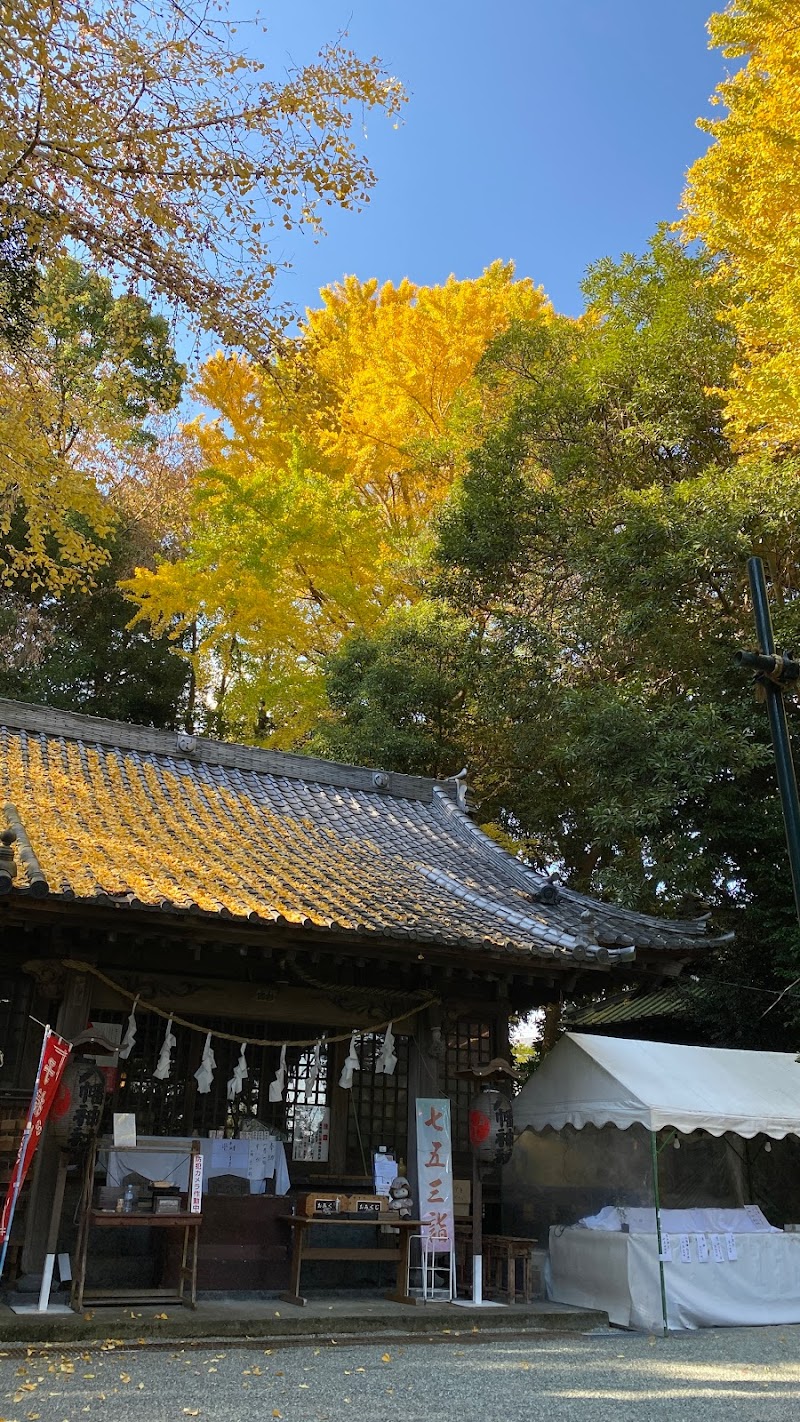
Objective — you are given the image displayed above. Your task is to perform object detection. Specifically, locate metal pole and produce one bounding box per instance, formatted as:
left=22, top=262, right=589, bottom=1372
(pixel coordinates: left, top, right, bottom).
left=650, top=1130, right=669, bottom=1337
left=746, top=557, right=800, bottom=925
left=472, top=1154, right=483, bottom=1305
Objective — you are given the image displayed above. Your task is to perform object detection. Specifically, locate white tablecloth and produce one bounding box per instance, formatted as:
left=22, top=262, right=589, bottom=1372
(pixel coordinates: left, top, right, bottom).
left=105, top=1136, right=291, bottom=1196
left=548, top=1226, right=800, bottom=1330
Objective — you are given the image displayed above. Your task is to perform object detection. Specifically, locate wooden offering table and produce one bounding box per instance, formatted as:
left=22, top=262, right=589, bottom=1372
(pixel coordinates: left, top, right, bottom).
left=279, top=1215, right=423, bottom=1307
left=71, top=1210, right=202, bottom=1311
left=71, top=1134, right=203, bottom=1311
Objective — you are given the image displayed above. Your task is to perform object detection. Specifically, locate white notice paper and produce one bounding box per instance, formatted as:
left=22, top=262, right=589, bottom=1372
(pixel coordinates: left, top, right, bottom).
left=210, top=1138, right=249, bottom=1172
left=711, top=1233, right=725, bottom=1262
left=725, top=1232, right=738, bottom=1260
left=658, top=1234, right=672, bottom=1262
left=247, top=1138, right=277, bottom=1182
left=292, top=1105, right=330, bottom=1162
left=679, top=1233, right=692, bottom=1263
left=189, top=1153, right=203, bottom=1213
left=113, top=1113, right=137, bottom=1148
left=373, top=1152, right=397, bottom=1197
left=696, top=1233, right=710, bottom=1262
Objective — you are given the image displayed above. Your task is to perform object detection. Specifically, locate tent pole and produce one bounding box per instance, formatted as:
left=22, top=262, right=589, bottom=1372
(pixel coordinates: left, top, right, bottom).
left=650, top=1130, right=669, bottom=1336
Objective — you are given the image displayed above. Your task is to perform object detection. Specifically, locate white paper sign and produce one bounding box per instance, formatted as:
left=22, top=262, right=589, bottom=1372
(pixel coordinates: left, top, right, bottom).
left=415, top=1098, right=454, bottom=1251
left=679, top=1233, right=692, bottom=1262
left=247, top=1138, right=277, bottom=1182
left=189, top=1152, right=203, bottom=1213
left=373, top=1152, right=397, bottom=1197
left=658, top=1233, right=672, bottom=1262
left=695, top=1232, right=709, bottom=1262
left=292, top=1105, right=330, bottom=1162
left=725, top=1232, right=738, bottom=1260
left=210, top=1138, right=249, bottom=1172
left=711, top=1233, right=725, bottom=1262
left=112, top=1113, right=137, bottom=1148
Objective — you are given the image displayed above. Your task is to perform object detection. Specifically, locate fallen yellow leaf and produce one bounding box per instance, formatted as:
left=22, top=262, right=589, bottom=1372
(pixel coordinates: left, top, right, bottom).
left=119, top=1373, right=131, bottom=1383
left=381, top=1353, right=391, bottom=1363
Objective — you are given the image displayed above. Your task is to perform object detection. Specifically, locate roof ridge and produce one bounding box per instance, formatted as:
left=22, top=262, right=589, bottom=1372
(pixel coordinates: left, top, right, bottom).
left=0, top=698, right=453, bottom=804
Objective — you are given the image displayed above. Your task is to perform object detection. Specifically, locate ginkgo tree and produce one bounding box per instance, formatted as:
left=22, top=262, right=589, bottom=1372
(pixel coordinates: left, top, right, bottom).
left=684, top=0, right=800, bottom=451
left=1, top=0, right=404, bottom=352
left=125, top=264, right=550, bottom=741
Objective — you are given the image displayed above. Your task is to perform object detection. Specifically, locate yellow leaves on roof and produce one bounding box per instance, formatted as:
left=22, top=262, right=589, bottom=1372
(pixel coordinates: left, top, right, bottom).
left=0, top=733, right=396, bottom=926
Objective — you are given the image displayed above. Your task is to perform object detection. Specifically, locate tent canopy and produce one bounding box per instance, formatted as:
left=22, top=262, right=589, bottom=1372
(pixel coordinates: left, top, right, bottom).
left=515, top=1033, right=800, bottom=1139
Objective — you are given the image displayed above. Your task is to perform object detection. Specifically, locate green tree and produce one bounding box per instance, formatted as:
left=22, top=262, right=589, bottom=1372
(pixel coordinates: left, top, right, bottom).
left=0, top=252, right=185, bottom=590
left=313, top=231, right=800, bottom=1046
left=0, top=516, right=189, bottom=726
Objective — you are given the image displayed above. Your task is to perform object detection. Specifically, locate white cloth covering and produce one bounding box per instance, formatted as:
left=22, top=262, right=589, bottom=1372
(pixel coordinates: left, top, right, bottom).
left=578, top=1205, right=779, bottom=1234
left=548, top=1226, right=800, bottom=1331
left=515, top=1032, right=800, bottom=1138
left=106, top=1135, right=291, bottom=1196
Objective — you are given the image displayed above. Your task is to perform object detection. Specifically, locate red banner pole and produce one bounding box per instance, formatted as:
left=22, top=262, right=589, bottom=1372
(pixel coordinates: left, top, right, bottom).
left=0, top=1026, right=71, bottom=1280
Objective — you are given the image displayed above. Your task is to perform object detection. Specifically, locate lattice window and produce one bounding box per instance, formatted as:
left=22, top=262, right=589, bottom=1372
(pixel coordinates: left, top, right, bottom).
left=282, top=1044, right=329, bottom=1139
left=101, top=1011, right=329, bottom=1142
left=444, top=1018, right=494, bottom=1154
left=345, top=1031, right=409, bottom=1175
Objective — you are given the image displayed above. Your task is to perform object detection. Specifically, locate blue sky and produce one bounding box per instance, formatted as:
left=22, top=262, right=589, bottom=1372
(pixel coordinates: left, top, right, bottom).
left=257, top=0, right=727, bottom=320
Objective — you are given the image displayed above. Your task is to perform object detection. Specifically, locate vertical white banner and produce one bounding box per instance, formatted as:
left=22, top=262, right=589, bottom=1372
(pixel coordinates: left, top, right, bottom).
left=415, top=1098, right=454, bottom=1251
left=189, top=1152, right=204, bottom=1213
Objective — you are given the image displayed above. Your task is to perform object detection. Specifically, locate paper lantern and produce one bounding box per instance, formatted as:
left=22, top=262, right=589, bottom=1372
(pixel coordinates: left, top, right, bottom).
left=50, top=1059, right=106, bottom=1155
left=468, top=1085, right=514, bottom=1166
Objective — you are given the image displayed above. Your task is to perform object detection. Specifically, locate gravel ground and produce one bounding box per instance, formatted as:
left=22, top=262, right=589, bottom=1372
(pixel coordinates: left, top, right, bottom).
left=3, top=1326, right=800, bottom=1422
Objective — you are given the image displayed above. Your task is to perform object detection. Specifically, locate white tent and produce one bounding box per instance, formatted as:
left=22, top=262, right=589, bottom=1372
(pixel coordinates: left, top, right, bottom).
left=514, top=1033, right=800, bottom=1330
left=515, top=1032, right=800, bottom=1139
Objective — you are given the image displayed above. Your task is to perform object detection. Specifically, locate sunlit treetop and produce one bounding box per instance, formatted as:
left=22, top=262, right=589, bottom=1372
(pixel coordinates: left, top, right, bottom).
left=683, top=0, right=800, bottom=451
left=0, top=0, right=404, bottom=351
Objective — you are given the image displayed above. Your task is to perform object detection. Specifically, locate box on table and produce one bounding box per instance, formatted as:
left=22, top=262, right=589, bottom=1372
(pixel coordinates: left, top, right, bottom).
left=299, top=1192, right=349, bottom=1217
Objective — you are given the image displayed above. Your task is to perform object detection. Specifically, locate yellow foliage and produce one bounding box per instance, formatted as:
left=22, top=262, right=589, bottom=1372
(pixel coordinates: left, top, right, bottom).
left=125, top=265, right=550, bottom=741
left=1, top=0, right=404, bottom=349
left=684, top=0, right=800, bottom=451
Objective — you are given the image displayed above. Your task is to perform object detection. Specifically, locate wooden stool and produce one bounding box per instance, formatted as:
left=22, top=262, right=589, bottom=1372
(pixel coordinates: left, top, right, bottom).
left=483, top=1235, right=537, bottom=1303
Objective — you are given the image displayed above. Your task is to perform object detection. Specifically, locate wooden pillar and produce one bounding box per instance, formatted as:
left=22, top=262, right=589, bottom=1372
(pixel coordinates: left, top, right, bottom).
left=406, top=1008, right=442, bottom=1214
left=21, top=966, right=93, bottom=1279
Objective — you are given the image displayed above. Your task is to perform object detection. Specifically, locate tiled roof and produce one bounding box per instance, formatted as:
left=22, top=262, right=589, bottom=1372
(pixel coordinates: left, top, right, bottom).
left=568, top=985, right=701, bottom=1026
left=0, top=701, right=731, bottom=968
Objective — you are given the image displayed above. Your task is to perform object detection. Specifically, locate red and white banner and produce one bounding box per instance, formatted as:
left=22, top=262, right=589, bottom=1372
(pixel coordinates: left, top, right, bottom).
left=0, top=1028, right=71, bottom=1259
left=415, top=1097, right=455, bottom=1251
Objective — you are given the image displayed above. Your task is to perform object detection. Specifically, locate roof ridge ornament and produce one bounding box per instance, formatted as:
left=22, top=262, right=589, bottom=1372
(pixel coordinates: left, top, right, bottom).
left=445, top=767, right=469, bottom=811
